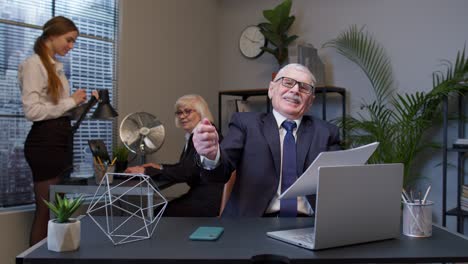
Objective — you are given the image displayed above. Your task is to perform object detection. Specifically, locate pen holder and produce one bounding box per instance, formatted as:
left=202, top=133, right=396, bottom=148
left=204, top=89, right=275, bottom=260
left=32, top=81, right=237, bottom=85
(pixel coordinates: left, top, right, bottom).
left=402, top=200, right=433, bottom=237
left=94, top=164, right=114, bottom=185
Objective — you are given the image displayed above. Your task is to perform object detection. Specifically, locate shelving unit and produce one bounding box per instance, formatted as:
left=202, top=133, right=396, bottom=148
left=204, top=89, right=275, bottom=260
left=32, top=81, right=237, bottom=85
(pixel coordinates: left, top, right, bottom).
left=442, top=93, right=468, bottom=233
left=218, top=86, right=346, bottom=138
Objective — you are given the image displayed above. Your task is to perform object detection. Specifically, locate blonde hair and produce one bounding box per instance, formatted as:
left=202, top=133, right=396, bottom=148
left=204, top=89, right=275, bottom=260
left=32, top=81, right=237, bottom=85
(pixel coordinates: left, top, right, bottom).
left=174, top=94, right=214, bottom=128
left=34, top=16, right=78, bottom=104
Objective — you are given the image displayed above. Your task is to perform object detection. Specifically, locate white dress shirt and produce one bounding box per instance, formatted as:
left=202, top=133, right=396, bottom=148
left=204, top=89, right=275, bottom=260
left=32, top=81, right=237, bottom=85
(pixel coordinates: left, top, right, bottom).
left=202, top=110, right=313, bottom=215
left=264, top=110, right=314, bottom=216
left=18, top=54, right=76, bottom=121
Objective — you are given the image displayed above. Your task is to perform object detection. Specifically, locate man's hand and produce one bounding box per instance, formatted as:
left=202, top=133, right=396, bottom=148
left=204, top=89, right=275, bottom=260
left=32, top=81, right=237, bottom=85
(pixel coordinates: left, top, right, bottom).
left=193, top=118, right=219, bottom=160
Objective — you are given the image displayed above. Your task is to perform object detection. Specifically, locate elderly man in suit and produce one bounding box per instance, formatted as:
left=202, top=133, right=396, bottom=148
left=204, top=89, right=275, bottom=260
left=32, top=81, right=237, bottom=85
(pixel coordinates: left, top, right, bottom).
left=193, top=63, right=341, bottom=217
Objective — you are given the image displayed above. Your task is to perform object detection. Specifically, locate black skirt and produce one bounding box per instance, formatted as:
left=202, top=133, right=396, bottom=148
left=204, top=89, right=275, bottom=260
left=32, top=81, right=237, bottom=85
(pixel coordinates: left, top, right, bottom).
left=24, top=117, right=73, bottom=182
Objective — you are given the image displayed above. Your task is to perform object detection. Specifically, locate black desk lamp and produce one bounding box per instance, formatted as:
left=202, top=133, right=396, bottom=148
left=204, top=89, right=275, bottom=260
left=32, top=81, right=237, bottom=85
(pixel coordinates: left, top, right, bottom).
left=72, top=89, right=118, bottom=133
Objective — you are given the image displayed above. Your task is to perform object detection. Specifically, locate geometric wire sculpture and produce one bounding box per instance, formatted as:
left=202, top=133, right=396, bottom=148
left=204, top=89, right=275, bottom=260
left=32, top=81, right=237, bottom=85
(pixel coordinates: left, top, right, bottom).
left=86, top=173, right=167, bottom=245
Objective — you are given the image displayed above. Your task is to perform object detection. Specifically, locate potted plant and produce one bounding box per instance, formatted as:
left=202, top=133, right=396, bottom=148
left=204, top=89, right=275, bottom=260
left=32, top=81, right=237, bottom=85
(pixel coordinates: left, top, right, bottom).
left=113, top=144, right=130, bottom=173
left=258, top=0, right=298, bottom=69
left=43, top=194, right=83, bottom=252
left=323, top=25, right=468, bottom=188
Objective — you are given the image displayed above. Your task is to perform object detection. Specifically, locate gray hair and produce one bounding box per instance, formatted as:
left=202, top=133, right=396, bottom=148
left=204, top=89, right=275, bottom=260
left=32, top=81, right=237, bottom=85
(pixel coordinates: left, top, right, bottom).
left=174, top=94, right=214, bottom=128
left=275, top=63, right=316, bottom=85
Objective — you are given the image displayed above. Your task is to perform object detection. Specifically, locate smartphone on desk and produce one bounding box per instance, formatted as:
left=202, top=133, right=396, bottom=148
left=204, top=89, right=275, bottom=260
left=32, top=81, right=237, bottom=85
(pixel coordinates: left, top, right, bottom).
left=189, top=226, right=224, bottom=241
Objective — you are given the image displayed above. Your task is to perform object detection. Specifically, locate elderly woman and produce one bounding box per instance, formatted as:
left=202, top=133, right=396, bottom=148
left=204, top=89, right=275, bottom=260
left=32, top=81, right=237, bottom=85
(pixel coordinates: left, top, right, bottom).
left=126, top=94, right=223, bottom=216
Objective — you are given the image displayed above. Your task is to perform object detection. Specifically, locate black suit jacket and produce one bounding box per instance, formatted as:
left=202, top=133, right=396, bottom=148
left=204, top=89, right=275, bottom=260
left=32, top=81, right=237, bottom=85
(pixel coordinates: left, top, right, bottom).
left=202, top=112, right=341, bottom=217
left=146, top=134, right=223, bottom=217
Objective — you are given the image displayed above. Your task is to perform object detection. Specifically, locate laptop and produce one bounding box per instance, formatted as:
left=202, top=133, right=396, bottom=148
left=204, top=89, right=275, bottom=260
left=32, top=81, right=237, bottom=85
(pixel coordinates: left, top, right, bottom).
left=267, top=163, right=403, bottom=250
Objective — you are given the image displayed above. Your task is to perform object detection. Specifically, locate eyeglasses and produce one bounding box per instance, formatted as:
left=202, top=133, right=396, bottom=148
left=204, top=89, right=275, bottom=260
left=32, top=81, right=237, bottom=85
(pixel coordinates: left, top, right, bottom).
left=275, top=77, right=315, bottom=94
left=175, top=109, right=195, bottom=117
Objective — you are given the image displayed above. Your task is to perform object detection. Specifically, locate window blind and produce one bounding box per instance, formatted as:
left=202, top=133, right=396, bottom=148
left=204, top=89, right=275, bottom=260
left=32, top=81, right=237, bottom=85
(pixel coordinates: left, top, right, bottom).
left=0, top=0, right=119, bottom=207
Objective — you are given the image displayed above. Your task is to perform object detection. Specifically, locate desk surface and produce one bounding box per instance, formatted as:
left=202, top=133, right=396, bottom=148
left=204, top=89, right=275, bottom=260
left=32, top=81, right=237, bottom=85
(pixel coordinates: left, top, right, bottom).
left=17, top=217, right=468, bottom=264
left=50, top=177, right=172, bottom=197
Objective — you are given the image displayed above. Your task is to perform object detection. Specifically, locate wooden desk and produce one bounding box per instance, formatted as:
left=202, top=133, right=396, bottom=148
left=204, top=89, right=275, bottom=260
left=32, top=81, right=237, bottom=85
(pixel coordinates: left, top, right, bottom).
left=17, top=217, right=468, bottom=264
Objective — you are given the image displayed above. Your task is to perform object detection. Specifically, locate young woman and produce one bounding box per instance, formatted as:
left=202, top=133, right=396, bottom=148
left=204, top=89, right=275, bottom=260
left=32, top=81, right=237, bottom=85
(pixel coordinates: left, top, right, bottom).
left=126, top=94, right=224, bottom=217
left=19, top=16, right=97, bottom=245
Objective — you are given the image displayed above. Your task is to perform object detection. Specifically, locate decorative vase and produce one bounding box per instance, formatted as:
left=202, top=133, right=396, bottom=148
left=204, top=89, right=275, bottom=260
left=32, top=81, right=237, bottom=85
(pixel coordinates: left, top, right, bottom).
left=47, top=218, right=81, bottom=252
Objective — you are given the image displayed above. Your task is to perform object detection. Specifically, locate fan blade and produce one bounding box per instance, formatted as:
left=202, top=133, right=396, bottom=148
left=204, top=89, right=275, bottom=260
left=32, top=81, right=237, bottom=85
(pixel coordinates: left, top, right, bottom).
left=144, top=126, right=165, bottom=152
left=119, top=112, right=165, bottom=155
left=130, top=135, right=146, bottom=155
left=120, top=114, right=143, bottom=147
left=121, top=130, right=140, bottom=147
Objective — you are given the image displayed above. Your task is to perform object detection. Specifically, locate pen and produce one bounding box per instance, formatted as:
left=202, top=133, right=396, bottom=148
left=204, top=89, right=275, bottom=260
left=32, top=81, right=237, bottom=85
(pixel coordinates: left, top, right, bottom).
left=96, top=156, right=105, bottom=170
left=401, top=193, right=425, bottom=233
left=402, top=188, right=411, bottom=203
left=401, top=193, right=408, bottom=203
left=422, top=185, right=432, bottom=205
left=110, top=157, right=117, bottom=166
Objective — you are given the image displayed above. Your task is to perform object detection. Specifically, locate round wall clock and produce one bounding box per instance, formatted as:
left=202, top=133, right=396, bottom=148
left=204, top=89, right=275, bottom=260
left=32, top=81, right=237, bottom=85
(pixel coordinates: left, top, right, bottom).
left=239, top=25, right=267, bottom=59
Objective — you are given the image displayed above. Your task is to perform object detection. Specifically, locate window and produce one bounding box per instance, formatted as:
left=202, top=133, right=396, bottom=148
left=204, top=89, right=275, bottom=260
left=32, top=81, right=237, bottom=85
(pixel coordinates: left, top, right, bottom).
left=0, top=0, right=119, bottom=207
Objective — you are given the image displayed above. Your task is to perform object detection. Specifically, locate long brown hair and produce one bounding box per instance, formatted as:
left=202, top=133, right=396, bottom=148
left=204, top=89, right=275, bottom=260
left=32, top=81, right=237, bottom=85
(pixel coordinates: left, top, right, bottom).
left=34, top=16, right=78, bottom=104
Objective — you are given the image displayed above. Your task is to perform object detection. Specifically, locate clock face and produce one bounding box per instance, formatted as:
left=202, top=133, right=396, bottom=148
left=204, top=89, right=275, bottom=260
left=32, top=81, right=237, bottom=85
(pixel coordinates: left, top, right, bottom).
left=239, top=25, right=266, bottom=59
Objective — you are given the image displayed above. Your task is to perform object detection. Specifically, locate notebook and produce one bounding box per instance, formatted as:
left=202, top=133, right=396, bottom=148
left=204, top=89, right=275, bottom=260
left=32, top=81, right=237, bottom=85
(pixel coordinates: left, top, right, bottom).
left=279, top=142, right=379, bottom=199
left=267, top=163, right=403, bottom=250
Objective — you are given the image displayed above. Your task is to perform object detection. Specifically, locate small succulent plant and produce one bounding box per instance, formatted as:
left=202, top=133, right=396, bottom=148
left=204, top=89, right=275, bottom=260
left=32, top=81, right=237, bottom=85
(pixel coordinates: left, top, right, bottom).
left=43, top=194, right=84, bottom=223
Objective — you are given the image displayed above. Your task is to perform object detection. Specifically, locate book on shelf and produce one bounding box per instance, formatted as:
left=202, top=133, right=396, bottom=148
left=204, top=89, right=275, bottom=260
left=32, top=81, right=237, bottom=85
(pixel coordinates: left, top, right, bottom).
left=453, top=138, right=468, bottom=148
left=461, top=196, right=468, bottom=212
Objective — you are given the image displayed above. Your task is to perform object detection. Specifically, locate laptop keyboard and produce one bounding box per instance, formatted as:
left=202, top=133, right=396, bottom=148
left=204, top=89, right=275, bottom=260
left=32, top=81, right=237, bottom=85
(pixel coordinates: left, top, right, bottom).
left=292, top=233, right=316, bottom=243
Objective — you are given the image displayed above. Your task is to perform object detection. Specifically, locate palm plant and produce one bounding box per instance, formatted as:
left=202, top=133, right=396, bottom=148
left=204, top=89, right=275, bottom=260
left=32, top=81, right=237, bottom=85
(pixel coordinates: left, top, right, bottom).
left=323, top=25, right=468, bottom=187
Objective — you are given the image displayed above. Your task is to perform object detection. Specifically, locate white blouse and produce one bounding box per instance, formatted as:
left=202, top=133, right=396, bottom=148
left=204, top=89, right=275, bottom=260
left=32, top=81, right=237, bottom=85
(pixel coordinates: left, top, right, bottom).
left=18, top=54, right=76, bottom=121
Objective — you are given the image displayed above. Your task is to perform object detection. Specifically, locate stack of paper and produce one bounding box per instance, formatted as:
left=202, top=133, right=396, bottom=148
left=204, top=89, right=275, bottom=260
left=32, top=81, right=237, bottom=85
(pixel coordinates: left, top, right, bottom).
left=279, top=142, right=379, bottom=199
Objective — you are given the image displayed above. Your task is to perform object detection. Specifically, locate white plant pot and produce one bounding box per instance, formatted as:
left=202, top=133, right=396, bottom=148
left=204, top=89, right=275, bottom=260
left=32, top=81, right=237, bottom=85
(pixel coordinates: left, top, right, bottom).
left=47, top=218, right=81, bottom=252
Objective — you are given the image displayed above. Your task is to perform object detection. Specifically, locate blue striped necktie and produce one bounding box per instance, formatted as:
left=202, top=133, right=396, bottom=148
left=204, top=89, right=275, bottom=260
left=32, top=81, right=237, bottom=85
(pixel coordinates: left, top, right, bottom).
left=280, top=120, right=297, bottom=217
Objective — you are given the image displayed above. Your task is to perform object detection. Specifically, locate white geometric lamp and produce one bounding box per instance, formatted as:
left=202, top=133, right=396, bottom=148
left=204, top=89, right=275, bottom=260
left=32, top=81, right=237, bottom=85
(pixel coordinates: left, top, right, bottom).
left=86, top=173, right=167, bottom=245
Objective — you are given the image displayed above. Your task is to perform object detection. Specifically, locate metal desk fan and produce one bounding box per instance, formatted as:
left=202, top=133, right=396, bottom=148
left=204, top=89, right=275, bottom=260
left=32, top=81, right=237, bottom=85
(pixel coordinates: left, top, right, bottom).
left=119, top=112, right=165, bottom=164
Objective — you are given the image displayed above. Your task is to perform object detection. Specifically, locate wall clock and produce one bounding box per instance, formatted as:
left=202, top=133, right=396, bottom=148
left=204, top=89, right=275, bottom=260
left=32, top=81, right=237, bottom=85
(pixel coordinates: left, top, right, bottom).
left=239, top=25, right=267, bottom=59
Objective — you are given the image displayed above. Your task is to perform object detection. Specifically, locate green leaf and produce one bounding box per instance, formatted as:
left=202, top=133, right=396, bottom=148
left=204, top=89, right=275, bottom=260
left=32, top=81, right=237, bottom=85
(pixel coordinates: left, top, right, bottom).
left=277, top=0, right=292, bottom=22
left=278, top=16, right=295, bottom=33
left=260, top=47, right=276, bottom=55
left=263, top=10, right=276, bottom=24
left=261, top=31, right=282, bottom=46
left=325, top=25, right=468, bottom=187
left=43, top=194, right=84, bottom=223
left=259, top=0, right=296, bottom=67
left=284, top=35, right=299, bottom=46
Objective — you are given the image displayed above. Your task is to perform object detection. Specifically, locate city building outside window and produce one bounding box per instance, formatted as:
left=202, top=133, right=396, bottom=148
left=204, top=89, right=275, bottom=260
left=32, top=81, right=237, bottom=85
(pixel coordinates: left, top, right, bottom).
left=0, top=0, right=119, bottom=207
